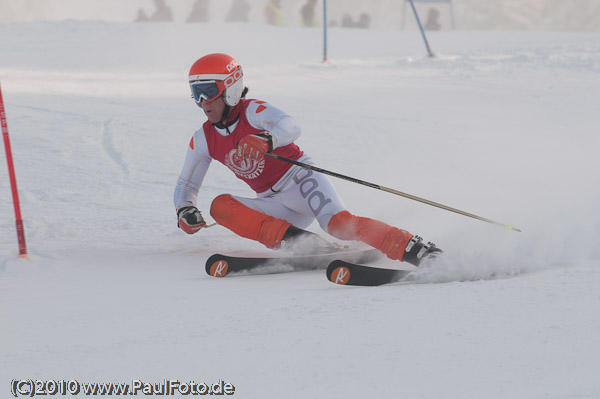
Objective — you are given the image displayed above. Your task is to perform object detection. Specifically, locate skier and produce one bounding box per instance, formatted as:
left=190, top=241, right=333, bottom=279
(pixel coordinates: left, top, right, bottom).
left=173, top=53, right=440, bottom=266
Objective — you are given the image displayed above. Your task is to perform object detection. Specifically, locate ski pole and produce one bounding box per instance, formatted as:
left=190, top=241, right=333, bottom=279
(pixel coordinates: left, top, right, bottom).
left=265, top=153, right=521, bottom=232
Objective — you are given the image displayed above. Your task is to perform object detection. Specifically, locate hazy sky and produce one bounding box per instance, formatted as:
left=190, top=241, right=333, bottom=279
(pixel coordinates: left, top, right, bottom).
left=1, top=0, right=599, bottom=31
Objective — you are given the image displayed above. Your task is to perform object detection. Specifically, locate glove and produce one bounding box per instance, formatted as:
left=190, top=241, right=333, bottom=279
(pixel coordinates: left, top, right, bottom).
left=177, top=202, right=206, bottom=234
left=236, top=133, right=273, bottom=162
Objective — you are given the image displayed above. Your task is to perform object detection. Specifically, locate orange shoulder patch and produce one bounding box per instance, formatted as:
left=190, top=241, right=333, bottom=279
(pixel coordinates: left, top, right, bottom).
left=189, top=136, right=194, bottom=150
left=254, top=101, right=267, bottom=114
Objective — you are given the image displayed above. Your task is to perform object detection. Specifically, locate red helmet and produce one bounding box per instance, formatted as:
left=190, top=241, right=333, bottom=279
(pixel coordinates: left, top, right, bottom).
left=188, top=53, right=244, bottom=107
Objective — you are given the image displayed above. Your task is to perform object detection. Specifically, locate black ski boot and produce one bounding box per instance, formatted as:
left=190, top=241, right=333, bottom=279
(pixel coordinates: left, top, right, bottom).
left=403, top=235, right=442, bottom=267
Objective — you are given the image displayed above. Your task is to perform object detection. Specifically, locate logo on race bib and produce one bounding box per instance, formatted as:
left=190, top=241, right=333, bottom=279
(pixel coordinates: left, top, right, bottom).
left=224, top=149, right=265, bottom=180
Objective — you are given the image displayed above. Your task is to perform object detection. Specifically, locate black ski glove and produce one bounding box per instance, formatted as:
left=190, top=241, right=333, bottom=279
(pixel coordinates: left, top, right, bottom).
left=177, top=202, right=206, bottom=234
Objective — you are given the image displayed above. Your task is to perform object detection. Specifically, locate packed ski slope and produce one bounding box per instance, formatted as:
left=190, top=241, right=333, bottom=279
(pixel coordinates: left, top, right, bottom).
left=1, top=20, right=600, bottom=399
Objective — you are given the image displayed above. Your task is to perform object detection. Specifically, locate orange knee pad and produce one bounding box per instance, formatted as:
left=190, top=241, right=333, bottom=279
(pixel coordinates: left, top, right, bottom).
left=327, top=210, right=413, bottom=261
left=210, top=194, right=291, bottom=249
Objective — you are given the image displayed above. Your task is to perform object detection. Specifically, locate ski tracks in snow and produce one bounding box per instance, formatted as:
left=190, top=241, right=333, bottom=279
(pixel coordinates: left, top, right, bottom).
left=99, top=118, right=131, bottom=196
left=100, top=118, right=130, bottom=184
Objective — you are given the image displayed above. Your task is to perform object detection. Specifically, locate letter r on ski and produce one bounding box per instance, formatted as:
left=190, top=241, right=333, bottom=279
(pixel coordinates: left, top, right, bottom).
left=335, top=269, right=348, bottom=284
left=209, top=260, right=229, bottom=277
left=214, top=261, right=226, bottom=276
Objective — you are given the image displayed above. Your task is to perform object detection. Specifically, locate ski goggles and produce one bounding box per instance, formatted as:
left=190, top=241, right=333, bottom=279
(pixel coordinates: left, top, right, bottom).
left=190, top=80, right=225, bottom=103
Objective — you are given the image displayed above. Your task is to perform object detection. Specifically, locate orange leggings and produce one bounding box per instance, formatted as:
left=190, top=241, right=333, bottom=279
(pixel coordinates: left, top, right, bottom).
left=211, top=194, right=412, bottom=260
left=210, top=194, right=291, bottom=249
left=327, top=211, right=413, bottom=261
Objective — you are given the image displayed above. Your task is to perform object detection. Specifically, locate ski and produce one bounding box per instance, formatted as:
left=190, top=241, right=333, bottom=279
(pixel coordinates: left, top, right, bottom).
left=326, top=260, right=412, bottom=286
left=206, top=248, right=382, bottom=278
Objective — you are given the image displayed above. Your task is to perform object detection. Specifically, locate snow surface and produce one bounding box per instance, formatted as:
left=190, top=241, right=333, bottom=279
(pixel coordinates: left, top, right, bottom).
left=1, top=20, right=600, bottom=399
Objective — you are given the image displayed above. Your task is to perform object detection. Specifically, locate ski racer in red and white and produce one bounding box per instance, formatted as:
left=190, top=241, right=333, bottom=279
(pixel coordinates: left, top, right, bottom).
left=174, top=53, right=440, bottom=265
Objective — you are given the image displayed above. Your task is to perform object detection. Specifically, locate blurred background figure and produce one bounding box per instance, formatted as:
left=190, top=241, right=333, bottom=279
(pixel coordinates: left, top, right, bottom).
left=135, top=0, right=173, bottom=22
left=356, top=12, right=371, bottom=28
left=424, top=8, right=441, bottom=30
left=226, top=0, right=251, bottom=22
left=135, top=8, right=150, bottom=22
left=186, top=0, right=210, bottom=23
left=341, top=12, right=371, bottom=29
left=341, top=13, right=354, bottom=27
left=300, top=0, right=318, bottom=27
left=265, top=0, right=286, bottom=26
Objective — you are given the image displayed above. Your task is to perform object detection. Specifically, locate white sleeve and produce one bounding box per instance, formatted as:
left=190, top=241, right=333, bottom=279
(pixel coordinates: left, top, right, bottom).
left=245, top=100, right=301, bottom=149
left=173, top=128, right=212, bottom=209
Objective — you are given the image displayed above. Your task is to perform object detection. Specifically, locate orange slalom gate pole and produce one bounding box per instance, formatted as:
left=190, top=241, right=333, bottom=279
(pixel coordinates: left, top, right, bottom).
left=0, top=82, right=28, bottom=258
